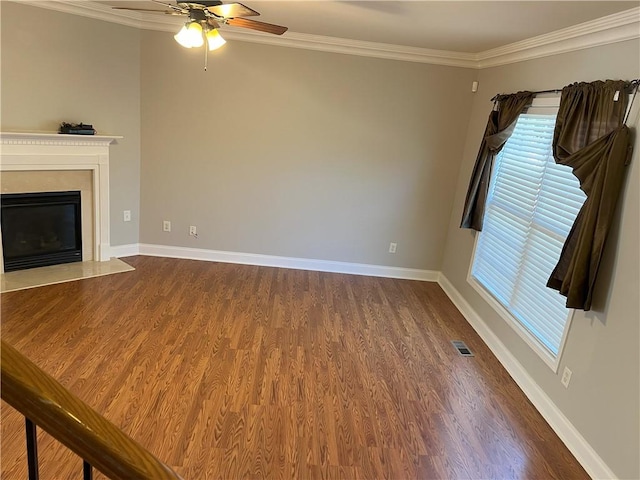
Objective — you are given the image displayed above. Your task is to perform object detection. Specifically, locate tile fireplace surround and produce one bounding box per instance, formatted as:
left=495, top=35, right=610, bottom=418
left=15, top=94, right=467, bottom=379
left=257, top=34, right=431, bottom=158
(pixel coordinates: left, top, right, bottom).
left=0, top=132, right=122, bottom=276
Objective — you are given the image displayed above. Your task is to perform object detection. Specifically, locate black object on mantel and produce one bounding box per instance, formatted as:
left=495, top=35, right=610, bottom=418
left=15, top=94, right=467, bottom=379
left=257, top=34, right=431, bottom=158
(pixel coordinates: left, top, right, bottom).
left=59, top=122, right=96, bottom=135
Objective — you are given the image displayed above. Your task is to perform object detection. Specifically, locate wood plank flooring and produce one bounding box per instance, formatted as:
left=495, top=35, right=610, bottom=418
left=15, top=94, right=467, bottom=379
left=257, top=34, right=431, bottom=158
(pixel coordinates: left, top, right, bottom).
left=1, top=256, right=589, bottom=479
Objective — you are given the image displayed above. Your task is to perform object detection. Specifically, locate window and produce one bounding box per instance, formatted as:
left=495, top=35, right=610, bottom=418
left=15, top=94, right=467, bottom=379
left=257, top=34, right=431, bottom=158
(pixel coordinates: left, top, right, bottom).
left=468, top=107, right=586, bottom=370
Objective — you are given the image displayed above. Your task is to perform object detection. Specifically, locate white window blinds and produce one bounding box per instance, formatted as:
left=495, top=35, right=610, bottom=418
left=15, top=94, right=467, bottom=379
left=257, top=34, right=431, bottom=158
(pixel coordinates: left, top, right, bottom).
left=470, top=114, right=586, bottom=360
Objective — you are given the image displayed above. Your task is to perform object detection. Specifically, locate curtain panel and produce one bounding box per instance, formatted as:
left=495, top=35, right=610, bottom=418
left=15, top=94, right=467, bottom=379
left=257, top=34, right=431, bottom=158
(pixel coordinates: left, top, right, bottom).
left=547, top=80, right=633, bottom=310
left=460, top=92, right=534, bottom=231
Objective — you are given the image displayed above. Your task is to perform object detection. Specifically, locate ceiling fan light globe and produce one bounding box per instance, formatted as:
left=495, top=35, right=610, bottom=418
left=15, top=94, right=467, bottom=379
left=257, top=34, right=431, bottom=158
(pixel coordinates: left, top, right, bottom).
left=206, top=29, right=226, bottom=51
left=174, top=25, right=194, bottom=48
left=186, top=22, right=204, bottom=48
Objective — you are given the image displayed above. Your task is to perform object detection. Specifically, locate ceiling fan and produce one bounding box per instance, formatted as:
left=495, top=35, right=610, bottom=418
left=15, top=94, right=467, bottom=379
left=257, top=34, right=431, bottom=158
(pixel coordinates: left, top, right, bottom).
left=113, top=1, right=287, bottom=54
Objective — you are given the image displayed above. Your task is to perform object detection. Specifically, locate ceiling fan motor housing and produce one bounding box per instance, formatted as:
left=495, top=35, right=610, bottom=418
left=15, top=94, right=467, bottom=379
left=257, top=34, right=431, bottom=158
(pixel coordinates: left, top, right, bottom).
left=189, top=9, right=207, bottom=21
left=178, top=1, right=223, bottom=7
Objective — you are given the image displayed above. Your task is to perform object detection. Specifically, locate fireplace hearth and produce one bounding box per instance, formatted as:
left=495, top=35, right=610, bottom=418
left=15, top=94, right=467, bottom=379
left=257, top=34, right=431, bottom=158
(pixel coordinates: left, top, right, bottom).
left=1, top=191, right=83, bottom=272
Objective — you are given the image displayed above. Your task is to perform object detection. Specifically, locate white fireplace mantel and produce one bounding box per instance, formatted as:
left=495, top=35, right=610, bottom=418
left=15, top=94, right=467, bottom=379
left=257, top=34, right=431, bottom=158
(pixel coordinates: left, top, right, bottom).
left=0, top=131, right=122, bottom=262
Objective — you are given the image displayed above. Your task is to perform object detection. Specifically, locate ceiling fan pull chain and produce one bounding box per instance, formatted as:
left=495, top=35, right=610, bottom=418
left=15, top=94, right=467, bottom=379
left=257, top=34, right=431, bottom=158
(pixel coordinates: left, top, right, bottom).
left=204, top=43, right=208, bottom=71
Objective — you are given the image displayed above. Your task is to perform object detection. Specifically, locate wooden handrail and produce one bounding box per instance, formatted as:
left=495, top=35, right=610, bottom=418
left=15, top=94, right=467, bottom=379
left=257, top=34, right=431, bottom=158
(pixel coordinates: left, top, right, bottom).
left=1, top=340, right=183, bottom=480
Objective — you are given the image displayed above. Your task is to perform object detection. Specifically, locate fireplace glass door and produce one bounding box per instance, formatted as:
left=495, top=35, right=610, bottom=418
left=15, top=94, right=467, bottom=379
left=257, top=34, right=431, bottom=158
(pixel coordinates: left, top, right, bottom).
left=1, top=191, right=82, bottom=272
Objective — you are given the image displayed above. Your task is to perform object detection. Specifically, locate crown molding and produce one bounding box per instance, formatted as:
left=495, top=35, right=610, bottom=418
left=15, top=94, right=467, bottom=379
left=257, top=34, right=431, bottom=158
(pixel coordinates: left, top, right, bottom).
left=476, top=6, right=640, bottom=68
left=17, top=0, right=148, bottom=29
left=15, top=1, right=640, bottom=69
left=15, top=0, right=477, bottom=67
left=222, top=30, right=478, bottom=68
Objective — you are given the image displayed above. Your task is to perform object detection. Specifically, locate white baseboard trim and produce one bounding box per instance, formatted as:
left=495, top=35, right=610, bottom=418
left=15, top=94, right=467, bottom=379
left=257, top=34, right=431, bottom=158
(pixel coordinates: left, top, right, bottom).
left=437, top=273, right=617, bottom=480
left=112, top=243, right=439, bottom=281
left=109, top=243, right=140, bottom=258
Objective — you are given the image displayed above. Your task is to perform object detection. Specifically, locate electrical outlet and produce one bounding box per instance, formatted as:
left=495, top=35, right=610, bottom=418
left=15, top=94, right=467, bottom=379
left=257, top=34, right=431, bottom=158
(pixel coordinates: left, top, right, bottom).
left=389, top=242, right=397, bottom=254
left=163, top=220, right=171, bottom=232
left=123, top=210, right=131, bottom=222
left=561, top=367, right=572, bottom=388
left=189, top=225, right=197, bottom=236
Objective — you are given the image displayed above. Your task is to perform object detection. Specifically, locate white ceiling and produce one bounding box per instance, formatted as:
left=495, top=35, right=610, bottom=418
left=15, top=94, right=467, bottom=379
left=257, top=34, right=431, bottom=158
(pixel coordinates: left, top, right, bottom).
left=96, top=1, right=639, bottom=53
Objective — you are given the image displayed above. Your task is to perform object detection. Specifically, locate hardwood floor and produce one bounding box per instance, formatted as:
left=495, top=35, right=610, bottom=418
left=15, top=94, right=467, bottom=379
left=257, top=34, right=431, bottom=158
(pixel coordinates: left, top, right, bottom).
left=1, top=256, right=589, bottom=479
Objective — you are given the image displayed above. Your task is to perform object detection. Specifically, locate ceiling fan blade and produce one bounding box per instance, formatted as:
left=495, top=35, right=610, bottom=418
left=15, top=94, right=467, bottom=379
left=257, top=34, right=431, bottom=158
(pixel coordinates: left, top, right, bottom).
left=112, top=7, right=179, bottom=14
left=207, top=18, right=221, bottom=29
left=225, top=17, right=287, bottom=35
left=207, top=3, right=259, bottom=19
left=151, top=0, right=186, bottom=13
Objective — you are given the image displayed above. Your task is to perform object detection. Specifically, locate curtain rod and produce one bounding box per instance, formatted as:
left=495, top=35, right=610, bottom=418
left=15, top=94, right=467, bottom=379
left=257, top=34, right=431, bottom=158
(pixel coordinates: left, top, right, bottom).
left=490, top=79, right=640, bottom=103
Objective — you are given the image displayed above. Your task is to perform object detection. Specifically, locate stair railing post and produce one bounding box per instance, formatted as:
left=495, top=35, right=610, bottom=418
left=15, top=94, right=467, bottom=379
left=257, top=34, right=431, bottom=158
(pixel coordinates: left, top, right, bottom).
left=83, top=460, right=93, bottom=480
left=25, top=417, right=39, bottom=480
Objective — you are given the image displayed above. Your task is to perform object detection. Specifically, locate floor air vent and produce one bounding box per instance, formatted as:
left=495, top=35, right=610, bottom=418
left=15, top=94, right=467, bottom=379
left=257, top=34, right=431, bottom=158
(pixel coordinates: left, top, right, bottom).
left=452, top=340, right=474, bottom=357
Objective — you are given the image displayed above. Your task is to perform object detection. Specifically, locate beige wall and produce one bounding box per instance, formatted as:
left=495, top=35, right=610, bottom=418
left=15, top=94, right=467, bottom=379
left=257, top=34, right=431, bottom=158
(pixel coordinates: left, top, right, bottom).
left=140, top=30, right=476, bottom=269
left=0, top=2, right=141, bottom=246
left=441, top=39, right=640, bottom=479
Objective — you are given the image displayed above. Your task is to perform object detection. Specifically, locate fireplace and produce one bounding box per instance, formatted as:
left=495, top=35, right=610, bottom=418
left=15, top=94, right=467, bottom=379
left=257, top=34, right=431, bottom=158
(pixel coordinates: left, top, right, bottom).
left=1, top=191, right=83, bottom=272
left=0, top=131, right=121, bottom=274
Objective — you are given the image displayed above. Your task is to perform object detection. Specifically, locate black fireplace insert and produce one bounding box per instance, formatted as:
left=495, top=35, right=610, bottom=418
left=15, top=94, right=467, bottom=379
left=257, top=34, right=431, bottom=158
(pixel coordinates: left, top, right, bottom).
left=1, top=191, right=83, bottom=272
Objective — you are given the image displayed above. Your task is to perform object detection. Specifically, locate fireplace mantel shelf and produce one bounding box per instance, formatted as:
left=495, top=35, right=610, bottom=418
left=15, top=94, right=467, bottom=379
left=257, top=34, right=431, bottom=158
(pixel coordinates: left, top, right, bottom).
left=1, top=131, right=123, bottom=146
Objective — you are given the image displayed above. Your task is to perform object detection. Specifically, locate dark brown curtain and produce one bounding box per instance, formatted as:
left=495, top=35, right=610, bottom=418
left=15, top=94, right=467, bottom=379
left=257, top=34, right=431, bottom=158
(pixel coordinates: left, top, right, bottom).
left=460, top=92, right=534, bottom=231
left=547, top=80, right=633, bottom=310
